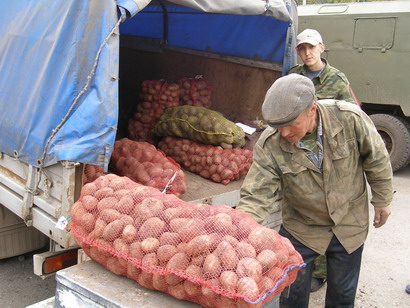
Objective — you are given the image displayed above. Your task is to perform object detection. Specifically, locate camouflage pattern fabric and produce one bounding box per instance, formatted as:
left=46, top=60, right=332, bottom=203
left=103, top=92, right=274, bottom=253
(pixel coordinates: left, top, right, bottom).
left=313, top=255, right=327, bottom=279
left=237, top=100, right=393, bottom=255
left=289, top=59, right=354, bottom=104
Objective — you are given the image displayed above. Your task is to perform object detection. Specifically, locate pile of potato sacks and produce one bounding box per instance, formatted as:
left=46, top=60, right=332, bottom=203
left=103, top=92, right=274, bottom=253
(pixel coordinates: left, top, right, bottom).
left=71, top=174, right=304, bottom=308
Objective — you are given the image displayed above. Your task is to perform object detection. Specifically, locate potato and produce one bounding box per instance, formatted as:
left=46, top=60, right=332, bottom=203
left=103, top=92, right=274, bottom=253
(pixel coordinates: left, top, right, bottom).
left=137, top=271, right=154, bottom=290
left=102, top=219, right=124, bottom=241
left=82, top=195, right=99, bottom=212
left=152, top=273, right=168, bottom=292
left=237, top=277, right=259, bottom=300
left=236, top=241, right=257, bottom=258
left=94, top=187, right=114, bottom=200
left=248, top=227, right=278, bottom=252
left=88, top=246, right=107, bottom=264
left=106, top=257, right=126, bottom=276
left=127, top=264, right=141, bottom=281
left=186, top=234, right=213, bottom=257
left=141, top=237, right=160, bottom=253
left=100, top=209, right=121, bottom=223
left=282, top=237, right=296, bottom=254
left=116, top=195, right=134, bottom=214
left=203, top=253, right=221, bottom=279
left=288, top=250, right=303, bottom=266
left=257, top=249, right=278, bottom=271
left=129, top=241, right=144, bottom=259
left=70, top=202, right=87, bottom=225
left=186, top=264, right=203, bottom=279
left=113, top=189, right=130, bottom=200
left=236, top=258, right=262, bottom=281
left=220, top=270, right=238, bottom=291
left=122, top=224, right=138, bottom=243
left=190, top=255, right=205, bottom=267
left=81, top=182, right=98, bottom=196
left=97, top=197, right=118, bottom=211
left=177, top=242, right=188, bottom=254
left=259, top=276, right=274, bottom=292
left=93, top=218, right=107, bottom=238
left=219, top=244, right=239, bottom=270
left=201, top=279, right=219, bottom=299
left=159, top=232, right=181, bottom=246
left=113, top=238, right=130, bottom=267
left=113, top=238, right=130, bottom=255
left=163, top=208, right=182, bottom=222
left=157, top=244, right=177, bottom=263
left=178, top=218, right=207, bottom=242
left=142, top=252, right=159, bottom=266
left=166, top=252, right=189, bottom=271
left=184, top=280, right=201, bottom=297
left=169, top=218, right=190, bottom=232
left=80, top=212, right=96, bottom=232
left=266, top=266, right=283, bottom=282
left=275, top=249, right=290, bottom=268
left=206, top=213, right=233, bottom=233
left=120, top=214, right=134, bottom=226
left=222, top=235, right=239, bottom=248
left=138, top=217, right=165, bottom=239
left=168, top=284, right=186, bottom=300
left=165, top=273, right=183, bottom=286
left=137, top=197, right=164, bottom=220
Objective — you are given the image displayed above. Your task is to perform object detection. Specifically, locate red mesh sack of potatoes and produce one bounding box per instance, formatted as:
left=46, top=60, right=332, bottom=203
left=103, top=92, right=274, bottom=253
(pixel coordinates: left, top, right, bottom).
left=83, top=164, right=105, bottom=185
left=178, top=76, right=212, bottom=108
left=70, top=174, right=305, bottom=308
left=158, top=137, right=253, bottom=185
left=109, top=138, right=186, bottom=197
left=128, top=80, right=180, bottom=143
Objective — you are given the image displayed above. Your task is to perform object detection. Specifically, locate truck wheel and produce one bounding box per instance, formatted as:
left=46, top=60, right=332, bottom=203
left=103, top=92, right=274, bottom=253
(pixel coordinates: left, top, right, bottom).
left=369, top=114, right=410, bottom=172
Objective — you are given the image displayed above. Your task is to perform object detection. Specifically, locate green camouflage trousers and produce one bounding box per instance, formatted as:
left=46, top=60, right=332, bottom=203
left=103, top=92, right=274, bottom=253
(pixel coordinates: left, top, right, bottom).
left=312, top=255, right=327, bottom=279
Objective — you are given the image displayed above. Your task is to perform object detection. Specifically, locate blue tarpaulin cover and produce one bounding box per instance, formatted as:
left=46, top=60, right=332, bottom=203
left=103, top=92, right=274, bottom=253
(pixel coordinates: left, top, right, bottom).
left=0, top=0, right=294, bottom=169
left=0, top=0, right=120, bottom=169
left=120, top=5, right=290, bottom=64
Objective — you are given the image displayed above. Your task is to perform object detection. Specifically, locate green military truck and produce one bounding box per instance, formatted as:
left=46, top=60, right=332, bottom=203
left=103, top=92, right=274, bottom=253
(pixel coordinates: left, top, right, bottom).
left=297, top=1, right=410, bottom=172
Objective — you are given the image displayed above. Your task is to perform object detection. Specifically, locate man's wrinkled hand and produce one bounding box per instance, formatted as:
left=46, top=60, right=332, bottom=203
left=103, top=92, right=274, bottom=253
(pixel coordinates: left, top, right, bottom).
left=373, top=205, right=391, bottom=228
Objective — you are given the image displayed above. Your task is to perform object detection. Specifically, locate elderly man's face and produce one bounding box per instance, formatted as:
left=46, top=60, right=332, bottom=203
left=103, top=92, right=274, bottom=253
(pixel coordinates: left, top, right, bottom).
left=277, top=103, right=317, bottom=143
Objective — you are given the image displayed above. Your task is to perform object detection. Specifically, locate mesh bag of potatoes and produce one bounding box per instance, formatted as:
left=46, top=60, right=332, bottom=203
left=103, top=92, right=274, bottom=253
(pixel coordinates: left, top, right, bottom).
left=178, top=76, right=212, bottom=108
left=83, top=164, right=105, bottom=185
left=153, top=105, right=246, bottom=149
left=70, top=174, right=304, bottom=308
left=128, top=80, right=180, bottom=143
left=109, top=138, right=186, bottom=197
left=158, top=136, right=253, bottom=185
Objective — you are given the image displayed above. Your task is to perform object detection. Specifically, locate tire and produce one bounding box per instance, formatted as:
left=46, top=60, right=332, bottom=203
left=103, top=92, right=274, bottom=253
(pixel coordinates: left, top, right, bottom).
left=369, top=114, right=410, bottom=172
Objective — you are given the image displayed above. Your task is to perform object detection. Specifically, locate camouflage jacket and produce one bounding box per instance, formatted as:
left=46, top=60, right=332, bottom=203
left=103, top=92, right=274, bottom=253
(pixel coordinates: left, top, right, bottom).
left=289, top=59, right=355, bottom=104
left=237, top=100, right=393, bottom=254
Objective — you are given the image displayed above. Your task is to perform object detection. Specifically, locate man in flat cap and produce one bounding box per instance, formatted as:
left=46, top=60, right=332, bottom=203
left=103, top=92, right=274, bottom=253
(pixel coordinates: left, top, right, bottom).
left=290, top=29, right=357, bottom=105
left=237, top=74, right=393, bottom=307
left=291, top=28, right=359, bottom=292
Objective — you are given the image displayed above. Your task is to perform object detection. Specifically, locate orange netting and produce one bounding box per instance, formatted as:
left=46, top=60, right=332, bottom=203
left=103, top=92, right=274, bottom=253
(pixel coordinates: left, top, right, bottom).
left=70, top=174, right=304, bottom=307
left=158, top=137, right=253, bottom=185
left=109, top=138, right=186, bottom=197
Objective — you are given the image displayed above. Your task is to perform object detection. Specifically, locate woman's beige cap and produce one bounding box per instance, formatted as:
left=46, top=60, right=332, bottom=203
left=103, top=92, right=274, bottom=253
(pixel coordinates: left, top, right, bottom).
left=296, top=29, right=323, bottom=46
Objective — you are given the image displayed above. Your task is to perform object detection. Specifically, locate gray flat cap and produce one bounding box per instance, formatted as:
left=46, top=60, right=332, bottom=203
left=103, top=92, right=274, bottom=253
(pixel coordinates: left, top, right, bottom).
left=262, top=74, right=316, bottom=127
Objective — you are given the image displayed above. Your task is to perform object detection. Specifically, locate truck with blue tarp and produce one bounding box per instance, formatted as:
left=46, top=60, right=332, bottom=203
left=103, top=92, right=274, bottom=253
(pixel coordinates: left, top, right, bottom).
left=0, top=2, right=297, bottom=304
